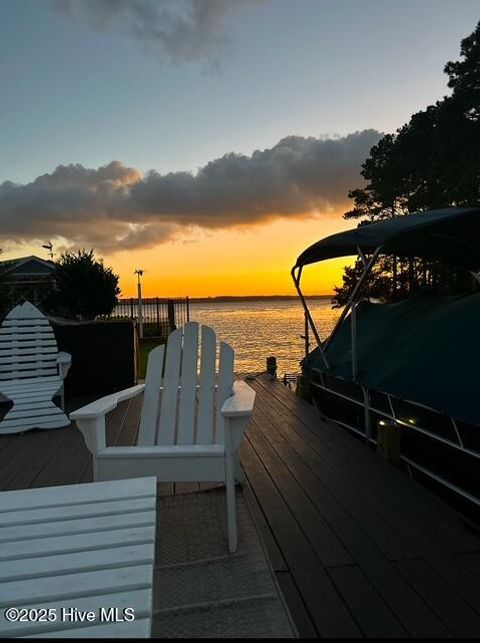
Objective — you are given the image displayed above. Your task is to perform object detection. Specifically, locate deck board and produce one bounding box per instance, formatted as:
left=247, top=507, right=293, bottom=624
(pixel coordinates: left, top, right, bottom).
left=241, top=438, right=363, bottom=638
left=243, top=480, right=288, bottom=573
left=245, top=402, right=451, bottom=637
left=327, top=565, right=407, bottom=638
left=252, top=393, right=415, bottom=561
left=2, top=376, right=480, bottom=637
left=394, top=558, right=480, bottom=638
left=247, top=423, right=353, bottom=567
left=254, top=377, right=480, bottom=552
left=274, top=571, right=317, bottom=639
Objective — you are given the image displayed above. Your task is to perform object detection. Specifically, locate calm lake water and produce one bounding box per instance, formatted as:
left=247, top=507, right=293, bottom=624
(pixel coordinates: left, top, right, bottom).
left=189, top=298, right=339, bottom=376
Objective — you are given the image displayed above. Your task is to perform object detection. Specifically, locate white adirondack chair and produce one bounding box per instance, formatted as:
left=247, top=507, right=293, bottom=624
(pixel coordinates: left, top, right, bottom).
left=0, top=301, right=71, bottom=434
left=70, top=321, right=255, bottom=553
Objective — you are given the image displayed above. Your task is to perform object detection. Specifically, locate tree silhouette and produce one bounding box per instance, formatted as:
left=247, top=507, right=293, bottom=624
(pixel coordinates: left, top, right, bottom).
left=47, top=249, right=120, bottom=320
left=332, top=21, right=480, bottom=306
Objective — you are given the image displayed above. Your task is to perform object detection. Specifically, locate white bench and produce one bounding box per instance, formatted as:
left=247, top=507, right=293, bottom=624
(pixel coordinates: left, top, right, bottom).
left=0, top=477, right=157, bottom=638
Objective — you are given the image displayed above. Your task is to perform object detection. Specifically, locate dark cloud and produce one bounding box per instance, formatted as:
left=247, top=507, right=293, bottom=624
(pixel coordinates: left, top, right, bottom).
left=131, top=131, right=382, bottom=223
left=0, top=130, right=382, bottom=253
left=53, top=0, right=262, bottom=65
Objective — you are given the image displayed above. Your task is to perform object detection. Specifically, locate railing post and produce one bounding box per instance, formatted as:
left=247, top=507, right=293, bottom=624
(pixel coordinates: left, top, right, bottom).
left=377, top=419, right=401, bottom=466
left=167, top=300, right=175, bottom=332
left=363, top=388, right=372, bottom=445
left=137, top=291, right=143, bottom=340
left=156, top=297, right=160, bottom=337
left=351, top=301, right=358, bottom=381
left=266, top=356, right=277, bottom=380
left=186, top=296, right=190, bottom=322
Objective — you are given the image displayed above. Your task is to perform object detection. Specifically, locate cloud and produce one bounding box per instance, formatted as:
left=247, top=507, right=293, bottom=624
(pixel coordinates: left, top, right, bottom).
left=0, top=130, right=382, bottom=253
left=53, top=0, right=262, bottom=66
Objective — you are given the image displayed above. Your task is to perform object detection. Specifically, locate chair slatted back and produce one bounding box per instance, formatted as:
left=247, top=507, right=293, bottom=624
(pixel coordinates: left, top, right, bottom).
left=136, top=344, right=164, bottom=446
left=176, top=322, right=199, bottom=445
left=216, top=341, right=234, bottom=445
left=0, top=302, right=59, bottom=383
left=157, top=327, right=182, bottom=445
left=196, top=326, right=216, bottom=445
left=137, top=322, right=234, bottom=447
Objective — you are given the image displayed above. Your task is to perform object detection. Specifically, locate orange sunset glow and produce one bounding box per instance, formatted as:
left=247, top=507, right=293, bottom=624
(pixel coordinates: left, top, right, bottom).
left=104, top=211, right=355, bottom=298
left=1, top=206, right=355, bottom=299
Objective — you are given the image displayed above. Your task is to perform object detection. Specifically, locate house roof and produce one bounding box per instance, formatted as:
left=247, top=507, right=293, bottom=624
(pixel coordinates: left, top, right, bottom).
left=1, top=256, right=56, bottom=274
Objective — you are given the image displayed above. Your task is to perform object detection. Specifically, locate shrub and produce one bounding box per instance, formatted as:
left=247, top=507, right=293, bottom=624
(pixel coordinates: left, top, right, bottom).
left=47, top=249, right=120, bottom=320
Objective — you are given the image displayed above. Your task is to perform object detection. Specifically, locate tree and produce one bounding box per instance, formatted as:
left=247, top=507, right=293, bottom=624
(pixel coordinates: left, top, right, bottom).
left=333, top=21, right=480, bottom=306
left=444, top=20, right=480, bottom=123
left=47, top=249, right=120, bottom=320
left=439, top=21, right=480, bottom=206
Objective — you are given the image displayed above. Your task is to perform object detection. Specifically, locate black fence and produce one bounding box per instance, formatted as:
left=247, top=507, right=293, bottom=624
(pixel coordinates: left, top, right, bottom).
left=109, top=297, right=190, bottom=339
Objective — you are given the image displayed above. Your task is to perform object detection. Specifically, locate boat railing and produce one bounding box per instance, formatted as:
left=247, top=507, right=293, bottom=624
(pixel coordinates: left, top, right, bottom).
left=310, top=377, right=480, bottom=508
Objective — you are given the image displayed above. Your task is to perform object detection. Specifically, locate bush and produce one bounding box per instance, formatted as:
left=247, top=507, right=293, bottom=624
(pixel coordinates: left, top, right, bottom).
left=46, top=249, right=120, bottom=320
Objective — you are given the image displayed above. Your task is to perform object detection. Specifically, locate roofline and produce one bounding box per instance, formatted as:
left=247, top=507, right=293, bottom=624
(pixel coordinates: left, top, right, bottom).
left=0, top=256, right=56, bottom=273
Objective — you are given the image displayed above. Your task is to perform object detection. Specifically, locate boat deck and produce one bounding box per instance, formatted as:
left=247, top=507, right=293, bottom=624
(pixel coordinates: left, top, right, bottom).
left=3, top=375, right=480, bottom=638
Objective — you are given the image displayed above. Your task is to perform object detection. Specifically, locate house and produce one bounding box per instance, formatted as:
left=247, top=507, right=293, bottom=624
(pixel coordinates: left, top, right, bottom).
left=0, top=255, right=56, bottom=305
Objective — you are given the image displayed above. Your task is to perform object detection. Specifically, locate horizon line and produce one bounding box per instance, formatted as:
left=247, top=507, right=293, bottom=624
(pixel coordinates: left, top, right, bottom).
left=119, top=294, right=334, bottom=301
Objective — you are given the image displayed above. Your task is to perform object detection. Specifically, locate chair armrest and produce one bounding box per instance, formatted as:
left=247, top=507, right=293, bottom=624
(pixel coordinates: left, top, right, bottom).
left=221, top=380, right=256, bottom=418
left=57, top=351, right=72, bottom=365
left=70, top=384, right=145, bottom=421
left=57, top=351, right=72, bottom=380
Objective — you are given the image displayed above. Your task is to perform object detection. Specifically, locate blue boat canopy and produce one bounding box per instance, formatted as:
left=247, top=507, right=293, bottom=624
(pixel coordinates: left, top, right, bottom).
left=295, top=207, right=480, bottom=269
left=302, top=292, right=480, bottom=425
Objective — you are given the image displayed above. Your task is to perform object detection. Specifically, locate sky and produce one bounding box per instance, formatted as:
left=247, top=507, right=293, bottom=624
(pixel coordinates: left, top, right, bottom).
left=1, top=0, right=479, bottom=297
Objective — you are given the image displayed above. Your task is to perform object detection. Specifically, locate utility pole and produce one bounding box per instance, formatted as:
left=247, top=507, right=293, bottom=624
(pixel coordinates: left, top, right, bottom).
left=134, top=269, right=144, bottom=339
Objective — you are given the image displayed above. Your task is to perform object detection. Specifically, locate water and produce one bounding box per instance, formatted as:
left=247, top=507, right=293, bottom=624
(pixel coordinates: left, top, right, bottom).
left=189, top=298, right=339, bottom=376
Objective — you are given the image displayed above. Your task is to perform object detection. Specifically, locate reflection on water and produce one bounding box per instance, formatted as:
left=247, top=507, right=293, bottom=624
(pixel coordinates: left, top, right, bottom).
left=190, top=298, right=339, bottom=376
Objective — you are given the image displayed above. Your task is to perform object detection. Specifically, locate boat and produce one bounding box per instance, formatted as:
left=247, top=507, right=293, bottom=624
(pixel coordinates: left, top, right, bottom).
left=292, top=207, right=480, bottom=514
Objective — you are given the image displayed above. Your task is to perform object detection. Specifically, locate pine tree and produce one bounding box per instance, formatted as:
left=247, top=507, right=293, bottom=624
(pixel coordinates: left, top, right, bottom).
left=333, top=21, right=480, bottom=305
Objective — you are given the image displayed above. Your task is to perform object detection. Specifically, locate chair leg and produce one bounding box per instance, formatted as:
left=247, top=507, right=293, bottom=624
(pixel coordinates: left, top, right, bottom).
left=234, top=459, right=245, bottom=485
left=224, top=419, right=244, bottom=552
left=225, top=468, right=237, bottom=553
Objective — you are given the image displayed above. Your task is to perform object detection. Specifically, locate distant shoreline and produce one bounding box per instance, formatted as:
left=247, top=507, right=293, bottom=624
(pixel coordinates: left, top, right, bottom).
left=187, top=295, right=332, bottom=303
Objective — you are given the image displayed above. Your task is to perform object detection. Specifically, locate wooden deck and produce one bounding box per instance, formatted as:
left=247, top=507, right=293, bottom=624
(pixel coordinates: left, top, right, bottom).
left=3, top=375, right=480, bottom=638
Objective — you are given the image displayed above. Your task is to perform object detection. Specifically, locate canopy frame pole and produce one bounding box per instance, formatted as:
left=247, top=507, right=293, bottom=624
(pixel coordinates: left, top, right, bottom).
left=323, top=245, right=383, bottom=353
left=352, top=247, right=368, bottom=381
left=351, top=299, right=358, bottom=380
left=291, top=266, right=329, bottom=368
left=357, top=245, right=368, bottom=269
